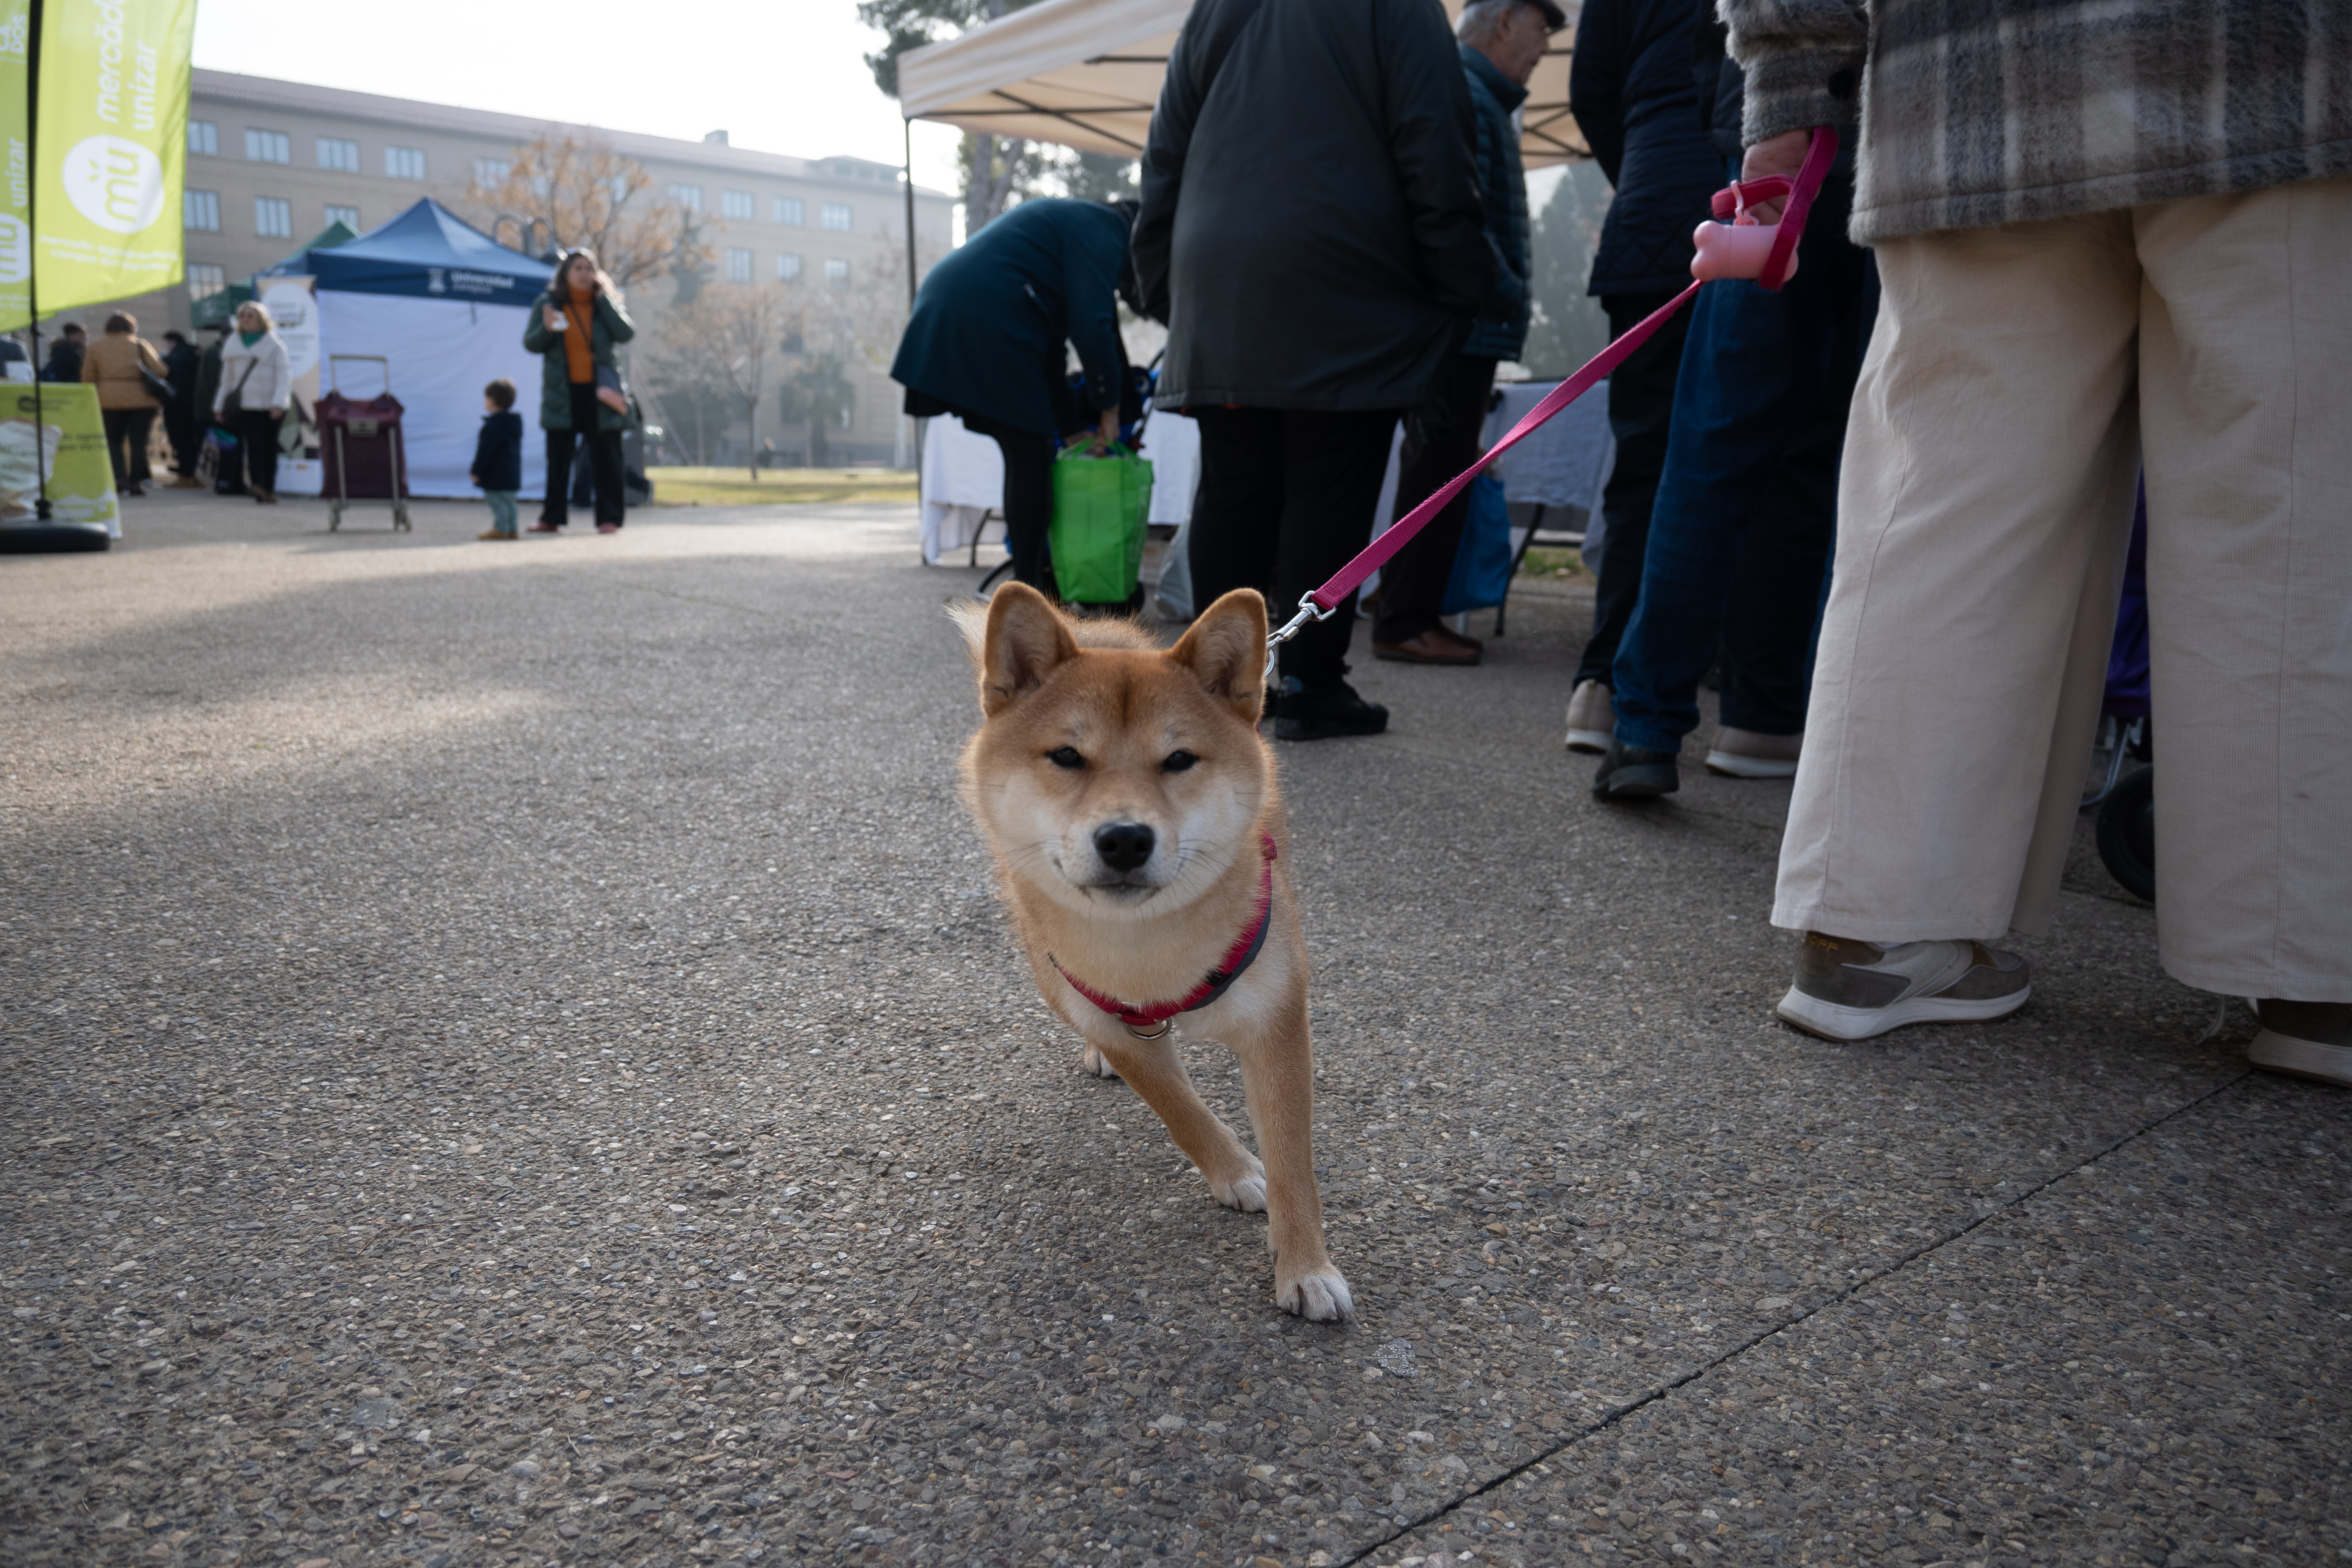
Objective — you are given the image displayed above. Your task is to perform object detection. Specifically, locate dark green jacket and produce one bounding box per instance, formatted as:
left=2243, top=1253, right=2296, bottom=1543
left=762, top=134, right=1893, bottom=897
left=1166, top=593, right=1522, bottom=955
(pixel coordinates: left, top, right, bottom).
left=521, top=290, right=637, bottom=432
left=1461, top=45, right=1531, bottom=360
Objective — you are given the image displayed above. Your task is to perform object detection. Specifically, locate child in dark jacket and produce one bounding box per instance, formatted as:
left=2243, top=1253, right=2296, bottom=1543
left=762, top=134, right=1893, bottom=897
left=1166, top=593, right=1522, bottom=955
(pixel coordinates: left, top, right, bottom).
left=472, top=379, right=526, bottom=540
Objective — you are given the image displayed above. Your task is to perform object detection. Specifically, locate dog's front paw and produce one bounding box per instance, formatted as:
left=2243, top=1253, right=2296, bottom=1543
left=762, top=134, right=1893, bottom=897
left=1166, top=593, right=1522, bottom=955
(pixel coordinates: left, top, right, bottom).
left=1080, top=1045, right=1122, bottom=1080
left=1207, top=1157, right=1267, bottom=1213
left=1276, top=1263, right=1354, bottom=1322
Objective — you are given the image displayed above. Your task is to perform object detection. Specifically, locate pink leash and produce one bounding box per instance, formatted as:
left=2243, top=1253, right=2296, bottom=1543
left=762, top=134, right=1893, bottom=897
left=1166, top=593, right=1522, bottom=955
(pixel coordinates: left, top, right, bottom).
left=1263, top=126, right=1840, bottom=678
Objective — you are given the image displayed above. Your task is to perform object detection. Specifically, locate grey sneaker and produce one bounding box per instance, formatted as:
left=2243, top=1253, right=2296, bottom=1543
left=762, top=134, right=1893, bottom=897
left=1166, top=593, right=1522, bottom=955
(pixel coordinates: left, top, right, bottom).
left=1564, top=679, right=1614, bottom=753
left=2249, top=1002, right=2352, bottom=1087
left=1592, top=738, right=1678, bottom=799
left=1705, top=726, right=1802, bottom=779
left=1777, top=932, right=2031, bottom=1041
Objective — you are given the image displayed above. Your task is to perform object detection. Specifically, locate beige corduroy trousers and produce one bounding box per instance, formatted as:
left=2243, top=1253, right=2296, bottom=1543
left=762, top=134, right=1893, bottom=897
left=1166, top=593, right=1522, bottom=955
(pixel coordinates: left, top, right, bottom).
left=1773, top=177, right=2352, bottom=1003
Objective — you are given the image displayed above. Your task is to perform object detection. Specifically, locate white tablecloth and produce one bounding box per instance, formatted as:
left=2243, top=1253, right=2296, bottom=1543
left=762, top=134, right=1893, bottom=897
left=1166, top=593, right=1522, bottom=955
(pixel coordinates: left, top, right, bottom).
left=917, top=415, right=1004, bottom=565
left=919, top=409, right=1208, bottom=567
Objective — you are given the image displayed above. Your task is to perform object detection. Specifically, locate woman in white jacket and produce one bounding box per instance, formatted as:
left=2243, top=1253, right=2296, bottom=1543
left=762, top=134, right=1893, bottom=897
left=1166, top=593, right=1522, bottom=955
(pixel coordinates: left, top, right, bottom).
left=214, top=301, right=292, bottom=503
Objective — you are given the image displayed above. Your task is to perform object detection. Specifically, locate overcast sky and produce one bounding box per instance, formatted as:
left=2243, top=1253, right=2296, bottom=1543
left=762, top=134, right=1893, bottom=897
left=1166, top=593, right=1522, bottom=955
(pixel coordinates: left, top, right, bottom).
left=191, top=0, right=971, bottom=198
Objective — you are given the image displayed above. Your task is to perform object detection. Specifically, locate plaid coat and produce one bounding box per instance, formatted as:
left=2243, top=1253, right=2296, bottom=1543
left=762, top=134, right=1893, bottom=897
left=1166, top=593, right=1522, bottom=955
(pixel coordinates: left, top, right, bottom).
left=1720, top=0, right=2352, bottom=242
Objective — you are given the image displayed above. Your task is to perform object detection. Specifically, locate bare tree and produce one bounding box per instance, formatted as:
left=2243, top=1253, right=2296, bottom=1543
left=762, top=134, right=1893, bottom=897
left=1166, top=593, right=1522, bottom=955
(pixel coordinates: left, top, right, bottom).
left=467, top=135, right=708, bottom=290
left=642, top=285, right=797, bottom=479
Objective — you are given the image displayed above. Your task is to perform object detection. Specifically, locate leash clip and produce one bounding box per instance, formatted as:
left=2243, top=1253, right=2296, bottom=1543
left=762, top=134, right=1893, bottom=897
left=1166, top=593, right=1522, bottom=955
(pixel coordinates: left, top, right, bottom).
left=1262, top=592, right=1339, bottom=686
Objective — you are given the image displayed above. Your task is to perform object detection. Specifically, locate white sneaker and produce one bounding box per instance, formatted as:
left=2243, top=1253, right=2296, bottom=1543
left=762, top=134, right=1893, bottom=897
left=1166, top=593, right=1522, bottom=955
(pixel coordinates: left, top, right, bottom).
left=1776, top=933, right=2031, bottom=1042
left=1564, top=680, right=1613, bottom=754
left=1706, top=726, right=1802, bottom=779
left=2249, top=1002, right=2352, bottom=1087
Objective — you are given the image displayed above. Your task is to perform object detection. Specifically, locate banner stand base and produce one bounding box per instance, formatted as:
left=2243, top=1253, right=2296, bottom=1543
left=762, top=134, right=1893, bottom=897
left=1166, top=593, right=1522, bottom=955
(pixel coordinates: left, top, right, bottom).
left=0, top=522, right=112, bottom=553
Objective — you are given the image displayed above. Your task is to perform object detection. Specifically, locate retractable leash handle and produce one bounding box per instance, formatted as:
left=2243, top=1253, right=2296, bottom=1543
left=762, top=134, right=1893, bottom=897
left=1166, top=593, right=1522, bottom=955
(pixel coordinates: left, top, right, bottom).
left=1263, top=126, right=1840, bottom=684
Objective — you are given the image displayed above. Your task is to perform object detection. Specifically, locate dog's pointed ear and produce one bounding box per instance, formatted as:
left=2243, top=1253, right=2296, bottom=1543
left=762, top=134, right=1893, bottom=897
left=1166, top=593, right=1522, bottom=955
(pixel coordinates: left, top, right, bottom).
left=977, top=583, right=1080, bottom=716
left=1168, top=588, right=1268, bottom=722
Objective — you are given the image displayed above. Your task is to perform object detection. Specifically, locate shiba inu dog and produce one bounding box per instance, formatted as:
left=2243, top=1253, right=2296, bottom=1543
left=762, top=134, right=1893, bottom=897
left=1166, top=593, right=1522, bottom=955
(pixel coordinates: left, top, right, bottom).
left=950, top=583, right=1352, bottom=1321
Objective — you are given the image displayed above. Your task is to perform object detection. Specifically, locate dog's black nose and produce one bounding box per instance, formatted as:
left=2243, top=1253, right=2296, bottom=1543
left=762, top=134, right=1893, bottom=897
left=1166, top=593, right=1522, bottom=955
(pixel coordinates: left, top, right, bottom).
left=1094, top=821, right=1156, bottom=872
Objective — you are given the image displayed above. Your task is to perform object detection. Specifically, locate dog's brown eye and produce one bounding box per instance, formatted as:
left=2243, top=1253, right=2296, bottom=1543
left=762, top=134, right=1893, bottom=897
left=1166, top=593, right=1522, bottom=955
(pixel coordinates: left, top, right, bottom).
left=1046, top=746, right=1086, bottom=770
left=1162, top=750, right=1198, bottom=773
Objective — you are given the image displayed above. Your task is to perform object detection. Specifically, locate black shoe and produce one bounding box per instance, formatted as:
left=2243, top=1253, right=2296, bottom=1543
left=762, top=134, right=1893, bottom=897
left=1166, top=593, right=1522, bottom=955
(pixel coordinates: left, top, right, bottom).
left=1592, top=738, right=1679, bottom=798
left=1272, top=677, right=1388, bottom=741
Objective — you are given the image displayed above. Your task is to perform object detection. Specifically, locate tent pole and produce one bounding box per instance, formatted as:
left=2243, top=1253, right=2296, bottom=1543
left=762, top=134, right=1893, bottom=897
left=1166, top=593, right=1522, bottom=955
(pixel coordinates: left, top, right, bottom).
left=903, top=116, right=923, bottom=478
left=26, top=0, right=49, bottom=521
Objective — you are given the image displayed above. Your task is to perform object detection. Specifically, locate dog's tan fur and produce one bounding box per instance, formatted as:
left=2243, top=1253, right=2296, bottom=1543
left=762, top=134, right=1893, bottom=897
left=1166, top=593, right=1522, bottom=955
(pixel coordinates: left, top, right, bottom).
left=950, top=584, right=1350, bottom=1320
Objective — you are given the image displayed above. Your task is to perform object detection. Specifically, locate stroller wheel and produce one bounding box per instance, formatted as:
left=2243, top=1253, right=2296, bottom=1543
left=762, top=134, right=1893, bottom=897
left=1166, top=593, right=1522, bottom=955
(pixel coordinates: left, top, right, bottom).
left=2096, top=765, right=2156, bottom=903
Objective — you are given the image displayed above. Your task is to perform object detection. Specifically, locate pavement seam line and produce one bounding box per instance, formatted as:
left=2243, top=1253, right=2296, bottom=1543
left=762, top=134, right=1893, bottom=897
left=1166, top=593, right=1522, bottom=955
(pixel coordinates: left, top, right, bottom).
left=1336, top=1064, right=2257, bottom=1566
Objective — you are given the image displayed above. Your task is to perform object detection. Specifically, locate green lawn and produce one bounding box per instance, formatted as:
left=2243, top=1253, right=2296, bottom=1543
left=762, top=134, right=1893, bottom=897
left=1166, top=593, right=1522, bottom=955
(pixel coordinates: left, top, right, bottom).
left=644, top=467, right=919, bottom=507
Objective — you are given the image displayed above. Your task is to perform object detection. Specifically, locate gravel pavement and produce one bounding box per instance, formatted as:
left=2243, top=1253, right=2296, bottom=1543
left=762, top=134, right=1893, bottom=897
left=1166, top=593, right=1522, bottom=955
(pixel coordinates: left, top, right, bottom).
left=3, top=491, right=2346, bottom=1568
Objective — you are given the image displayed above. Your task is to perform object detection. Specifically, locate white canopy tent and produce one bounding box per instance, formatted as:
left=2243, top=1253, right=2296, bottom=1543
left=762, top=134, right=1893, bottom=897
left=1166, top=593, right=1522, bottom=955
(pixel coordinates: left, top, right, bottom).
left=896, top=0, right=1590, bottom=167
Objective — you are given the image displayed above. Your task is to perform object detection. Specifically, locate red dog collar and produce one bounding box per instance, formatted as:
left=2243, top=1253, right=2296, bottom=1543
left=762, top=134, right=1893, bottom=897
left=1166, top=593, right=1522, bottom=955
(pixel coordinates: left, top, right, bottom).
left=1050, top=835, right=1278, bottom=1037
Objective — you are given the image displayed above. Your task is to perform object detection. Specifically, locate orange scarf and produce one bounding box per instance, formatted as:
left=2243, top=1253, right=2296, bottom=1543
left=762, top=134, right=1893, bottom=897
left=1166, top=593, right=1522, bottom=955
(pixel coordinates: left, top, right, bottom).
left=561, top=283, right=595, bottom=384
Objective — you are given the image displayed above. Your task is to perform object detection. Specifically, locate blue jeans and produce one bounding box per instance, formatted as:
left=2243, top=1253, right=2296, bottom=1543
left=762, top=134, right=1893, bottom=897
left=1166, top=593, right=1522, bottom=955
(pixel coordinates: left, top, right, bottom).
left=1611, top=152, right=1878, bottom=754
left=484, top=490, right=518, bottom=535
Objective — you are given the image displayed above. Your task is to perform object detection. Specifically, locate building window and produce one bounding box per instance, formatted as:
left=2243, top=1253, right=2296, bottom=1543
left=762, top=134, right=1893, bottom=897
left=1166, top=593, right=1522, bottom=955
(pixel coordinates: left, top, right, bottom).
left=474, top=156, right=512, bottom=189
left=821, top=202, right=852, bottom=232
left=255, top=196, right=293, bottom=239
left=777, top=253, right=803, bottom=282
left=245, top=128, right=291, bottom=164
left=825, top=257, right=849, bottom=289
left=182, top=189, right=220, bottom=231
left=725, top=247, right=753, bottom=283
left=722, top=189, right=754, bottom=221
left=775, top=196, right=803, bottom=226
left=669, top=183, right=702, bottom=211
left=324, top=204, right=359, bottom=230
left=316, top=136, right=359, bottom=172
left=185, top=263, right=226, bottom=300
left=188, top=120, right=218, bottom=157
left=385, top=145, right=427, bottom=180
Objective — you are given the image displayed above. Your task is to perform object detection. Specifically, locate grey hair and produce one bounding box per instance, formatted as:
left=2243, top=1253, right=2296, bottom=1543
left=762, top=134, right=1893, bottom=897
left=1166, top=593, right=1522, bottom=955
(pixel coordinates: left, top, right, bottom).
left=1455, top=0, right=1521, bottom=43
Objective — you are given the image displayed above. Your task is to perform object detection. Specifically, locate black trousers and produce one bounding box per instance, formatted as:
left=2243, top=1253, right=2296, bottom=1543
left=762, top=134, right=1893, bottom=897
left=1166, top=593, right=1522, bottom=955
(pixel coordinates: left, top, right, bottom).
left=100, top=406, right=157, bottom=488
left=1574, top=291, right=1694, bottom=689
left=163, top=402, right=199, bottom=475
left=1372, top=355, right=1498, bottom=642
left=236, top=409, right=281, bottom=495
left=545, top=384, right=625, bottom=528
left=957, top=409, right=1056, bottom=593
left=1188, top=406, right=1399, bottom=688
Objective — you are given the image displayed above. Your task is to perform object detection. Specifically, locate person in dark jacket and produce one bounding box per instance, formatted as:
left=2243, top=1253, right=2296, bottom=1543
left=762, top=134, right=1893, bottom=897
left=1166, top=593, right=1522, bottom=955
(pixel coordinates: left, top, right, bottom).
left=522, top=249, right=635, bottom=534
left=159, top=330, right=203, bottom=485
left=1370, top=0, right=1557, bottom=668
left=1560, top=0, right=1725, bottom=749
left=1135, top=0, right=1498, bottom=741
left=39, top=323, right=86, bottom=384
left=472, top=378, right=527, bottom=540
left=891, top=197, right=1134, bottom=594
left=1592, top=0, right=1878, bottom=798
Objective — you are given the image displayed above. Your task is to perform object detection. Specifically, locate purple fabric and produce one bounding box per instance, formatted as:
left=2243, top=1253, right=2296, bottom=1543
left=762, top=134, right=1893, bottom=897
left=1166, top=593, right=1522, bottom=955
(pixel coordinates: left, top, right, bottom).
left=2104, top=482, right=2150, bottom=718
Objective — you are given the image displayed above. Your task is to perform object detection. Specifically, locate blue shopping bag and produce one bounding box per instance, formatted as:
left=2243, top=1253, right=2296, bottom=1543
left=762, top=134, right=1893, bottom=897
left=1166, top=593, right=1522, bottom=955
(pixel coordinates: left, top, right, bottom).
left=1440, top=473, right=1514, bottom=615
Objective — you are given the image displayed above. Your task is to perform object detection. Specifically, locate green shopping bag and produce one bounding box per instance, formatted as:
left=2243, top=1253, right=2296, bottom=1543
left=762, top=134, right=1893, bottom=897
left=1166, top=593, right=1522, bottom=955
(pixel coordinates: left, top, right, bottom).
left=1048, top=444, right=1153, bottom=605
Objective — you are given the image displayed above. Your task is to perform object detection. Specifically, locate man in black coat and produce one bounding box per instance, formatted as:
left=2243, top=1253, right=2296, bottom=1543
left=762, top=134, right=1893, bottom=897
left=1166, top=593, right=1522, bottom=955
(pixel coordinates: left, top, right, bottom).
left=1135, top=0, right=1497, bottom=741
left=159, top=330, right=203, bottom=484
left=1560, top=0, right=1724, bottom=751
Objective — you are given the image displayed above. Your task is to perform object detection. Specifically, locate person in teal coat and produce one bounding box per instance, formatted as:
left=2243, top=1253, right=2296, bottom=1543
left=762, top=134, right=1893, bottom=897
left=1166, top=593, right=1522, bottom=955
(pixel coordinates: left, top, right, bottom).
left=891, top=198, right=1135, bottom=591
left=522, top=248, right=636, bottom=533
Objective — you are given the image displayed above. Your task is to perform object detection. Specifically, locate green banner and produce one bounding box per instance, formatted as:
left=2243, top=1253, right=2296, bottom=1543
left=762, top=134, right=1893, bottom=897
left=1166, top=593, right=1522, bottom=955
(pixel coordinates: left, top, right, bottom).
left=0, top=0, right=28, bottom=327
left=10, top=0, right=195, bottom=329
left=0, top=380, right=121, bottom=534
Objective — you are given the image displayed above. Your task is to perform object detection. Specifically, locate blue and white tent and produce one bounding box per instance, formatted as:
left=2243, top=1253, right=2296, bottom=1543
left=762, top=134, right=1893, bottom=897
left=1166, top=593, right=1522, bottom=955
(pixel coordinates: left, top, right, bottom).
left=264, top=200, right=558, bottom=498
